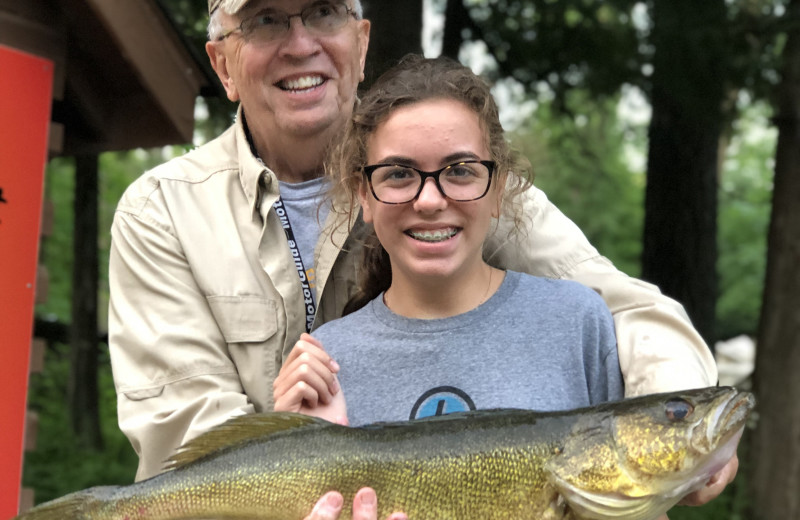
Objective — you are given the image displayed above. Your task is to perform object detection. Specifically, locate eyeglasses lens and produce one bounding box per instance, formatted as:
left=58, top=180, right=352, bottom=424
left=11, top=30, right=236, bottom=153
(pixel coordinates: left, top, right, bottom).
left=243, top=2, right=351, bottom=41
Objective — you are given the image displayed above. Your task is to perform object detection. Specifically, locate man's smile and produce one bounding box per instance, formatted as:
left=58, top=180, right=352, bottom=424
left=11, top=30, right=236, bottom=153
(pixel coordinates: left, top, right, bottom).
left=278, top=75, right=325, bottom=92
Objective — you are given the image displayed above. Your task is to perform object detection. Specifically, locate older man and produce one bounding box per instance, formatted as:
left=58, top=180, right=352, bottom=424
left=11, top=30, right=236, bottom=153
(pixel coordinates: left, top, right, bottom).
left=108, top=0, right=725, bottom=517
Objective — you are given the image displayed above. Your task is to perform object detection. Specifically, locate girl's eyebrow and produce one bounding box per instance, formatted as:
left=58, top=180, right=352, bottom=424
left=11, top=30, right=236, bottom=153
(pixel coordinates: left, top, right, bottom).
left=373, top=155, right=415, bottom=166
left=442, top=152, right=481, bottom=164
left=374, top=152, right=482, bottom=167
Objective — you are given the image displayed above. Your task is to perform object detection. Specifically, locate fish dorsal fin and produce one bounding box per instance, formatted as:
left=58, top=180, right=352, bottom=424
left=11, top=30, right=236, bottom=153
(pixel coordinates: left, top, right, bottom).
left=165, top=412, right=333, bottom=470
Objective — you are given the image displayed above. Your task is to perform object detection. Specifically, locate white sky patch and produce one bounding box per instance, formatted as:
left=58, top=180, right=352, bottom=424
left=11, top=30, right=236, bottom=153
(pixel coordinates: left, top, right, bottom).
left=194, top=98, right=210, bottom=147
left=423, top=0, right=445, bottom=57
left=618, top=84, right=651, bottom=173
left=422, top=3, right=534, bottom=130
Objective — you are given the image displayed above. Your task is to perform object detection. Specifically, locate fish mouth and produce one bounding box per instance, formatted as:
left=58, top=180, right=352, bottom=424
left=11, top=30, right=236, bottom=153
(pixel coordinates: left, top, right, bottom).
left=693, top=388, right=754, bottom=478
left=406, top=227, right=460, bottom=243
left=277, top=75, right=326, bottom=92
left=706, top=388, right=754, bottom=447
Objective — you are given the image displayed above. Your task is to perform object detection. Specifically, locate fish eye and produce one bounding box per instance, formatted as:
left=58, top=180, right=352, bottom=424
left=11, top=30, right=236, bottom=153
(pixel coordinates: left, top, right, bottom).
left=665, top=398, right=694, bottom=421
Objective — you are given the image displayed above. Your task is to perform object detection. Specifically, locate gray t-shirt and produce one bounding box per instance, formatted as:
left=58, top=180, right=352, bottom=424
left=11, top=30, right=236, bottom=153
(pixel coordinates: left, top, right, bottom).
left=278, top=177, right=330, bottom=279
left=314, top=270, right=624, bottom=426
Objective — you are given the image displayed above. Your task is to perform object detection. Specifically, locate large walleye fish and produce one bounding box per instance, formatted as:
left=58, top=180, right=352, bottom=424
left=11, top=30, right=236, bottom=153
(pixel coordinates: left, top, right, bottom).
left=16, top=386, right=753, bottom=520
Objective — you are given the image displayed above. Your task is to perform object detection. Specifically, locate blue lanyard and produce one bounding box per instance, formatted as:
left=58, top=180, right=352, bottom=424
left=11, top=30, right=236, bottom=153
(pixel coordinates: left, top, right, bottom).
left=273, top=197, right=316, bottom=333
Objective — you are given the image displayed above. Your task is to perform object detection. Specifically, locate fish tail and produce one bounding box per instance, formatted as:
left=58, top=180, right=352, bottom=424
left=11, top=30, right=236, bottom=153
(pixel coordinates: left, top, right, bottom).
left=14, top=486, right=118, bottom=520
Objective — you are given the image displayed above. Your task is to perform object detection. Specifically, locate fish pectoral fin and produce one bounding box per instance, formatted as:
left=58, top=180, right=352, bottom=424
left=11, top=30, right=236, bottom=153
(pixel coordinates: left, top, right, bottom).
left=166, top=412, right=336, bottom=469
left=551, top=476, right=672, bottom=520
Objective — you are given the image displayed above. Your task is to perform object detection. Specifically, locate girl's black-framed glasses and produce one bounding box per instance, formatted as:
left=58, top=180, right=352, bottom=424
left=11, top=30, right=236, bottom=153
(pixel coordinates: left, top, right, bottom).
left=362, top=160, right=496, bottom=204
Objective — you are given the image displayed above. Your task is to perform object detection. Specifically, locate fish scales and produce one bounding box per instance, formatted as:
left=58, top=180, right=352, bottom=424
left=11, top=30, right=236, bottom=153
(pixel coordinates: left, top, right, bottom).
left=15, top=386, right=754, bottom=520
left=114, top=414, right=567, bottom=519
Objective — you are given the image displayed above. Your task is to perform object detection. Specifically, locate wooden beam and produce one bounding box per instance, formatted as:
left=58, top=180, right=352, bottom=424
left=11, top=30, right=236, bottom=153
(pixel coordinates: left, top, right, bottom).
left=48, top=122, right=64, bottom=156
left=86, top=0, right=205, bottom=141
left=0, top=7, right=67, bottom=99
left=69, top=154, right=102, bottom=449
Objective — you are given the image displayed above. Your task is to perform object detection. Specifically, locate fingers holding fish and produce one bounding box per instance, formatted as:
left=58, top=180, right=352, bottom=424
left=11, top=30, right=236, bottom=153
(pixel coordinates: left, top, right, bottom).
left=304, top=488, right=408, bottom=520
left=274, top=333, right=341, bottom=412
left=352, top=488, right=377, bottom=520
left=352, top=488, right=408, bottom=520
left=306, top=491, right=345, bottom=520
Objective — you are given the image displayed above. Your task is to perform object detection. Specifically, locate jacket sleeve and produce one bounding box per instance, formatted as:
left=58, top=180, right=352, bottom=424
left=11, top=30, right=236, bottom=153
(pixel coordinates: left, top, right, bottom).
left=108, top=188, right=254, bottom=482
left=485, top=184, right=718, bottom=397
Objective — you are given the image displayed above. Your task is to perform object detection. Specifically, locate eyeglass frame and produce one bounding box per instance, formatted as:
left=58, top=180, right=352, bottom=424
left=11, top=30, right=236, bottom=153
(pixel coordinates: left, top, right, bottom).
left=216, top=1, right=358, bottom=42
left=362, top=160, right=496, bottom=205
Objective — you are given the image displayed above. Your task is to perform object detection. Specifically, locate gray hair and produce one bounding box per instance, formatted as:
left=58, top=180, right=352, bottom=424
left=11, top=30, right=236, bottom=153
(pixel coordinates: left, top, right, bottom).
left=208, top=1, right=364, bottom=40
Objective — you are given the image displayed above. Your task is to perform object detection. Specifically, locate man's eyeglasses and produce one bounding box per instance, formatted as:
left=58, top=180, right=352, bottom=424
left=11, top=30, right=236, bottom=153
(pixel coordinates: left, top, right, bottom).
left=362, top=161, right=496, bottom=204
left=218, top=1, right=357, bottom=42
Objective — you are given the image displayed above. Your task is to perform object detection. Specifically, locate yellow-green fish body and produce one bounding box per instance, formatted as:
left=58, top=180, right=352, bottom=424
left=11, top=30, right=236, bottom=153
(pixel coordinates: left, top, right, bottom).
left=16, top=386, right=753, bottom=520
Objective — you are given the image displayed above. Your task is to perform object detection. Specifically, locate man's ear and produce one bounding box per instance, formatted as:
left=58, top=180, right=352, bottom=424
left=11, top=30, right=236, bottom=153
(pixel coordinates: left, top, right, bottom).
left=356, top=19, right=370, bottom=83
left=206, top=41, right=240, bottom=102
left=358, top=180, right=373, bottom=224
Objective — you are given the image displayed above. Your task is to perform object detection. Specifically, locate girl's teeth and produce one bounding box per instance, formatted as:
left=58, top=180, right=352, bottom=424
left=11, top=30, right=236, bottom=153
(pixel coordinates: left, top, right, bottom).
left=409, top=229, right=457, bottom=242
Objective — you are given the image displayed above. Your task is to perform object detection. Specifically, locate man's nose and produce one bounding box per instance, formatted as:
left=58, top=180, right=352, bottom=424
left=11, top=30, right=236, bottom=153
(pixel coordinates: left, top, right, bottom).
left=278, top=16, right=319, bottom=56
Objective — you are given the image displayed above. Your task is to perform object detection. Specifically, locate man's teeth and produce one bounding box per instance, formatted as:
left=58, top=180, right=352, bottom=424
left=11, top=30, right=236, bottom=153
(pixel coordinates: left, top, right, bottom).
left=281, top=76, right=323, bottom=91
left=408, top=229, right=458, bottom=242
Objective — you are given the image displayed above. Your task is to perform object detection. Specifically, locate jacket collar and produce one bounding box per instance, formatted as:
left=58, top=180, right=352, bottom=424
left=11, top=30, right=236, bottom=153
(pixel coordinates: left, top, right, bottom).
left=233, top=106, right=279, bottom=218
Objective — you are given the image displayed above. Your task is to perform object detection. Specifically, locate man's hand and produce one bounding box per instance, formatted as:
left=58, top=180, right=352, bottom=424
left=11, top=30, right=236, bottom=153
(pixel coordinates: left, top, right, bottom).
left=305, top=488, right=407, bottom=520
left=274, top=333, right=348, bottom=424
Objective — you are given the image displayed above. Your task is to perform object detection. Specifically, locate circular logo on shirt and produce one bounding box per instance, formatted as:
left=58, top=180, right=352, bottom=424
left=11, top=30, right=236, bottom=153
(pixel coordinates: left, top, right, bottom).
left=409, top=386, right=476, bottom=420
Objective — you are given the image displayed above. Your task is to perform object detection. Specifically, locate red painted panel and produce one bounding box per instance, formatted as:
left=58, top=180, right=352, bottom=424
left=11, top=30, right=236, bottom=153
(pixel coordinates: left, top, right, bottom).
left=0, top=44, right=53, bottom=517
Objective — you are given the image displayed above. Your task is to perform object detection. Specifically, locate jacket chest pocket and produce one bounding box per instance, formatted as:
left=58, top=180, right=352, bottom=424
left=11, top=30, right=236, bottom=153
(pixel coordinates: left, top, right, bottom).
left=207, top=295, right=278, bottom=343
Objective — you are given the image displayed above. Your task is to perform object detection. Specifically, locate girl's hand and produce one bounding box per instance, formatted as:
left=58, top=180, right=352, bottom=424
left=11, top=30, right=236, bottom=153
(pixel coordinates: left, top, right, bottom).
left=273, top=333, right=348, bottom=424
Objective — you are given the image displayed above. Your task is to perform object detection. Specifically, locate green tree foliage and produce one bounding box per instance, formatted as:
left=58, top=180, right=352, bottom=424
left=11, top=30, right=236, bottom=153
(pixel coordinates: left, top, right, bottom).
left=465, top=0, right=642, bottom=99
left=717, top=102, right=773, bottom=340
left=512, top=89, right=773, bottom=339
left=23, top=344, right=138, bottom=503
left=36, top=158, right=75, bottom=323
left=511, top=90, right=644, bottom=277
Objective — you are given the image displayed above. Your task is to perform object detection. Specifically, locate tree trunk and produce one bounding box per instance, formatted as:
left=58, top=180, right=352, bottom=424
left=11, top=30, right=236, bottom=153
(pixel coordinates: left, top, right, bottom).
left=441, top=0, right=470, bottom=59
left=69, top=154, right=102, bottom=449
left=750, top=0, right=800, bottom=516
left=361, top=0, right=424, bottom=87
left=641, top=0, right=727, bottom=345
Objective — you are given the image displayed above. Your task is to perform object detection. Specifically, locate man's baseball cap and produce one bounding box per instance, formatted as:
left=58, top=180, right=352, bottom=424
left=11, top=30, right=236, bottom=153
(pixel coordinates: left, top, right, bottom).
left=208, top=0, right=250, bottom=15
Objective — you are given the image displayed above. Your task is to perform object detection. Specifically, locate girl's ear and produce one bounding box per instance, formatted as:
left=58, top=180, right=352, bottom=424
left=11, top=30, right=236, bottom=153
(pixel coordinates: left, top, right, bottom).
left=358, top=179, right=374, bottom=224
left=491, top=182, right=503, bottom=219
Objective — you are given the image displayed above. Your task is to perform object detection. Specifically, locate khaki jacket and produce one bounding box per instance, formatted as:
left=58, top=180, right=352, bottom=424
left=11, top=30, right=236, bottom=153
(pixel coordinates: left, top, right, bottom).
left=109, top=112, right=717, bottom=481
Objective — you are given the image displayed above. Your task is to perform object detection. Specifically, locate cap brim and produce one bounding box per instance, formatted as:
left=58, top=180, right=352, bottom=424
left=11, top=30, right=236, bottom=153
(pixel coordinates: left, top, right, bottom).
left=210, top=0, right=251, bottom=15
